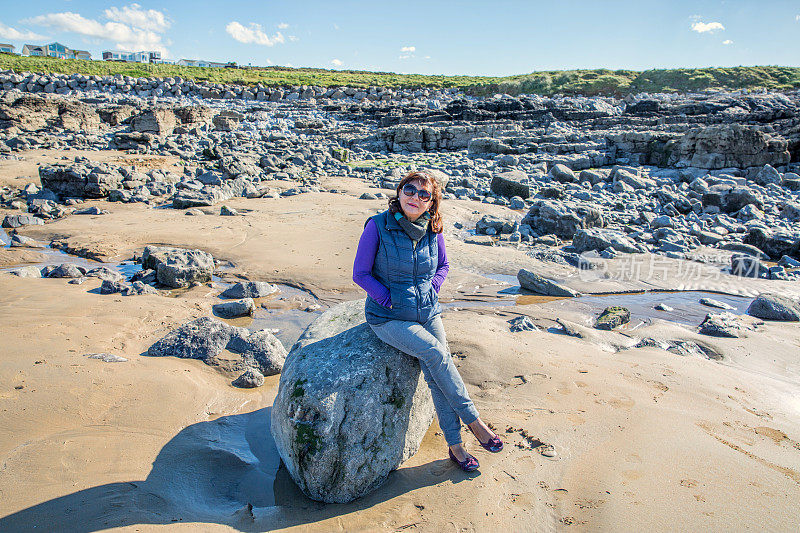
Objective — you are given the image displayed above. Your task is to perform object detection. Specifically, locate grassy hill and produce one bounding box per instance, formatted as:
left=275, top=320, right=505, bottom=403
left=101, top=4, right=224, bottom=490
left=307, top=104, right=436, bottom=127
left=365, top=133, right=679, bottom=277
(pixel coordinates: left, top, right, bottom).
left=1, top=54, right=798, bottom=97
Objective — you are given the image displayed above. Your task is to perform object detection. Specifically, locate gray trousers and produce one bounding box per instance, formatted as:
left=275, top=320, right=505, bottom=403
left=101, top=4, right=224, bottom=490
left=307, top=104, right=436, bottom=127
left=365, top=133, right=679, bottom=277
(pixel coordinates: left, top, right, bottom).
left=369, top=314, right=480, bottom=446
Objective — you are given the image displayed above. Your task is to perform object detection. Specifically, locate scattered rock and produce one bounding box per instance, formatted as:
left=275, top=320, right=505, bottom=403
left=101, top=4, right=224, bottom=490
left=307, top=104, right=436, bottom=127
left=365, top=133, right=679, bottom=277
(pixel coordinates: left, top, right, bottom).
left=141, top=245, right=214, bottom=288
left=221, top=281, right=279, bottom=299
left=595, top=306, right=630, bottom=330
left=699, top=312, right=744, bottom=338
left=86, top=353, right=128, bottom=363
left=508, top=315, right=538, bottom=332
left=699, top=297, right=735, bottom=310
left=213, top=298, right=256, bottom=318
left=232, top=367, right=265, bottom=388
left=517, top=268, right=579, bottom=297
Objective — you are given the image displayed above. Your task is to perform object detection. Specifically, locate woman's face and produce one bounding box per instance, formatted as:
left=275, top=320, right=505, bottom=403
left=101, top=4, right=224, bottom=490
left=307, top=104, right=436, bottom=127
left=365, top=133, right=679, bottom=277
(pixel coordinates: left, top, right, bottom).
left=399, top=178, right=433, bottom=222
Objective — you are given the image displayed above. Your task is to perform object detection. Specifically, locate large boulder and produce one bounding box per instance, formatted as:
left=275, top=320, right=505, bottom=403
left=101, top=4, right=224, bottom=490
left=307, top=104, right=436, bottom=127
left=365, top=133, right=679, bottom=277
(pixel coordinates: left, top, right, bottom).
left=141, top=245, right=215, bottom=288
left=491, top=170, right=530, bottom=198
left=271, top=300, right=434, bottom=503
left=147, top=316, right=286, bottom=375
left=522, top=200, right=604, bottom=238
left=746, top=294, right=800, bottom=321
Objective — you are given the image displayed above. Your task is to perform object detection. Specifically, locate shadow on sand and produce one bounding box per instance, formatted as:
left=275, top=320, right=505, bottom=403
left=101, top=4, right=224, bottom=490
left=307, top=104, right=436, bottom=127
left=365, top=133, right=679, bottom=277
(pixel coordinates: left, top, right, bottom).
left=0, top=407, right=473, bottom=532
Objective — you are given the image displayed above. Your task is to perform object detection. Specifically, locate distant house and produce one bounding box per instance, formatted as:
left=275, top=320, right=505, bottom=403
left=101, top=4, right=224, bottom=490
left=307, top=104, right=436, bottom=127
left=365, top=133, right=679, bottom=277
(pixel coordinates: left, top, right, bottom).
left=102, top=50, right=161, bottom=63
left=22, top=42, right=91, bottom=60
left=0, top=43, right=16, bottom=54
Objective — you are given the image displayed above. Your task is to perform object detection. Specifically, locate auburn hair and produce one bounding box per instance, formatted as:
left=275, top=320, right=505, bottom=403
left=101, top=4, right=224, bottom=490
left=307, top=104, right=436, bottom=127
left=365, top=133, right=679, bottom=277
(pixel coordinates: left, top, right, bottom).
left=388, top=171, right=444, bottom=234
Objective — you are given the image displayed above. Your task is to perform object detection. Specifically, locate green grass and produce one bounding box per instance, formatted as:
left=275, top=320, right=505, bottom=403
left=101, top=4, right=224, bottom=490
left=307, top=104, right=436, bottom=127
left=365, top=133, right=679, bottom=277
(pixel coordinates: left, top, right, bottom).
left=2, top=54, right=799, bottom=97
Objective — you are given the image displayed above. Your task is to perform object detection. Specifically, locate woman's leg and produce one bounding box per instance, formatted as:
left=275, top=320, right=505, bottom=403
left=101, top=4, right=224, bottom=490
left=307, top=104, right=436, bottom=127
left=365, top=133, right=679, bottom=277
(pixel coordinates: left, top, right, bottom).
left=424, top=315, right=501, bottom=447
left=369, top=319, right=478, bottom=446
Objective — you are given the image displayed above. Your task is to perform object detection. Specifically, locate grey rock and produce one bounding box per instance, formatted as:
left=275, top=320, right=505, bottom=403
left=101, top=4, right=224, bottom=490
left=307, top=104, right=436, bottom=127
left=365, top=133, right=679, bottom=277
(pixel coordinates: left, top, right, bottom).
left=572, top=228, right=639, bottom=254
left=508, top=315, right=538, bottom=332
left=8, top=265, right=43, bottom=278
left=221, top=281, right=279, bottom=299
left=86, top=267, right=124, bottom=283
left=746, top=293, right=800, bottom=321
left=522, top=200, right=604, bottom=238
left=271, top=300, right=434, bottom=503
left=142, top=245, right=214, bottom=288
left=48, top=263, right=85, bottom=278
left=699, top=297, right=735, bottom=310
left=232, top=367, right=265, bottom=388
left=131, top=108, right=176, bottom=135
left=654, top=303, right=674, bottom=311
left=517, top=268, right=580, bottom=297
left=9, top=234, right=47, bottom=248
left=147, top=316, right=286, bottom=374
left=226, top=328, right=287, bottom=376
left=549, top=164, right=576, bottom=183
left=213, top=298, right=255, bottom=318
left=754, top=164, right=781, bottom=186
left=699, top=312, right=743, bottom=338
left=491, top=170, right=530, bottom=199
left=2, top=214, right=44, bottom=228
left=220, top=205, right=238, bottom=216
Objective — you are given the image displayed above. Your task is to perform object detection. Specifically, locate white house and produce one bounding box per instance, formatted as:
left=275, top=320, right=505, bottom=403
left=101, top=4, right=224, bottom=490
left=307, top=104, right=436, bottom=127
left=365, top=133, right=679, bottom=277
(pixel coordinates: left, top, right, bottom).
left=177, top=59, right=232, bottom=68
left=102, top=50, right=162, bottom=63
left=0, top=43, right=16, bottom=54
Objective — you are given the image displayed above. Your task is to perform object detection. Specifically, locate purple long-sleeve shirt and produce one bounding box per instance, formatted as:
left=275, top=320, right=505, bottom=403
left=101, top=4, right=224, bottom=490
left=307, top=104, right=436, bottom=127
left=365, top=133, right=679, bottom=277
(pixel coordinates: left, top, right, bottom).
left=352, top=218, right=449, bottom=308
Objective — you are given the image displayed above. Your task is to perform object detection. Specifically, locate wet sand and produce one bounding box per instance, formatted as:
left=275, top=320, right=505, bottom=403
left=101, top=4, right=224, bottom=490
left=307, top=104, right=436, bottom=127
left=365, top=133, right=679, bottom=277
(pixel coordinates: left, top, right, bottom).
left=1, top=166, right=800, bottom=531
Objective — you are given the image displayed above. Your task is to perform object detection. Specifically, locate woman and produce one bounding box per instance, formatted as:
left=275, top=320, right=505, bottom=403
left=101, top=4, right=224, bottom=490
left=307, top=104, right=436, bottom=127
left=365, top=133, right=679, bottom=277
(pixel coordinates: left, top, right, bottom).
left=352, top=170, right=503, bottom=472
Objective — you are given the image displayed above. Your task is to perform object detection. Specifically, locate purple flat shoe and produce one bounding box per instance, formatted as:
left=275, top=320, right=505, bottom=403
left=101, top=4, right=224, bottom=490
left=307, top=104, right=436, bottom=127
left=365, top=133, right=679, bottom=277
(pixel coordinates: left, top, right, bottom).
left=449, top=448, right=479, bottom=472
left=469, top=426, right=504, bottom=452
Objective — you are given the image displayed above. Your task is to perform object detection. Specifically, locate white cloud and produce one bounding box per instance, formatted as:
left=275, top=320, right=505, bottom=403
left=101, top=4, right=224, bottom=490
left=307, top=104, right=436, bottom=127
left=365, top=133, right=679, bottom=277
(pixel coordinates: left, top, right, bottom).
left=691, top=21, right=725, bottom=33
left=400, top=45, right=415, bottom=53
left=333, top=23, right=339, bottom=30
left=423, top=55, right=431, bottom=60
left=288, top=35, right=298, bottom=42
left=277, top=22, right=289, bottom=29
left=722, top=39, right=733, bottom=45
left=0, top=21, right=47, bottom=41
left=225, top=21, right=285, bottom=46
left=103, top=3, right=170, bottom=32
left=331, top=58, right=343, bottom=66
left=796, top=14, right=800, bottom=21
left=25, top=9, right=170, bottom=54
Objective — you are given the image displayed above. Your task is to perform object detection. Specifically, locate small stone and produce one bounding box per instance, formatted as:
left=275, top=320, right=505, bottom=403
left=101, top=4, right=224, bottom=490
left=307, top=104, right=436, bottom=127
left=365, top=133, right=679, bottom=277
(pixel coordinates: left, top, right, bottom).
left=213, top=298, right=256, bottom=318
left=232, top=367, right=265, bottom=388
left=86, top=353, right=128, bottom=363
left=699, top=297, right=735, bottom=310
left=220, top=205, right=238, bottom=216
left=221, top=281, right=279, bottom=299
left=595, top=306, right=630, bottom=330
left=654, top=303, right=674, bottom=311
left=508, top=315, right=538, bottom=332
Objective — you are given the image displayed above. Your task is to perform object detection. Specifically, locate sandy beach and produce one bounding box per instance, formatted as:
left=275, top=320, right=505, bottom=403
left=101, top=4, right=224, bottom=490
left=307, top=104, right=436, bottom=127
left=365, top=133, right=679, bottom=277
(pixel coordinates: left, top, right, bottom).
left=1, top=151, right=799, bottom=532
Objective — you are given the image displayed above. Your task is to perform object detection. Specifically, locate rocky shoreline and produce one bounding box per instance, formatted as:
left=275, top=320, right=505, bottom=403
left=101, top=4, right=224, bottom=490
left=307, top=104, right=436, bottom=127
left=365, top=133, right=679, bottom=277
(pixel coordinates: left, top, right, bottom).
left=1, top=70, right=800, bottom=525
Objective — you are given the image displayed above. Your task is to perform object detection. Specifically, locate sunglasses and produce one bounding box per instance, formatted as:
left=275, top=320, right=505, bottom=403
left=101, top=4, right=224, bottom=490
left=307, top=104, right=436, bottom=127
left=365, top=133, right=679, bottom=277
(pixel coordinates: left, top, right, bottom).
left=402, top=183, right=432, bottom=202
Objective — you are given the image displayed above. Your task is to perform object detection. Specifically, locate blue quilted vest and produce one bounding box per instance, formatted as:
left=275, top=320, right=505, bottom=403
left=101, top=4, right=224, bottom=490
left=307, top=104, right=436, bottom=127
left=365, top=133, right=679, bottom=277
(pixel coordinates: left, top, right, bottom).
left=364, top=210, right=441, bottom=325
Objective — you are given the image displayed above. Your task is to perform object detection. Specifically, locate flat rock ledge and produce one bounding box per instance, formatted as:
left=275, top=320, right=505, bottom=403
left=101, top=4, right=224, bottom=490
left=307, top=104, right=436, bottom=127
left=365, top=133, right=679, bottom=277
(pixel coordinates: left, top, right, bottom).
left=271, top=300, right=434, bottom=504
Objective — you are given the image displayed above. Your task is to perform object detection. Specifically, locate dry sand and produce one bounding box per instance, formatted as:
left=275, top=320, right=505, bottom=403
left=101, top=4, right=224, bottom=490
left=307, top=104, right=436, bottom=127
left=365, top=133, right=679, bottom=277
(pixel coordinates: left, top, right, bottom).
left=1, top=162, right=799, bottom=531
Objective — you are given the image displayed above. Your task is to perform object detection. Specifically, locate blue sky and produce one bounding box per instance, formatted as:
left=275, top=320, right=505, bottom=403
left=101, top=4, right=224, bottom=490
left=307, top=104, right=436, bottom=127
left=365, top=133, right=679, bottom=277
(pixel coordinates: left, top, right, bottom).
left=1, top=1, right=798, bottom=76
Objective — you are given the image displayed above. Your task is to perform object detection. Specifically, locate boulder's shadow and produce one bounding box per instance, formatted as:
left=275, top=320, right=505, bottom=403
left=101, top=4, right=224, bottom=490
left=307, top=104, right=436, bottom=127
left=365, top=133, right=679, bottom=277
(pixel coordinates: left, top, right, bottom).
left=0, top=407, right=471, bottom=532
